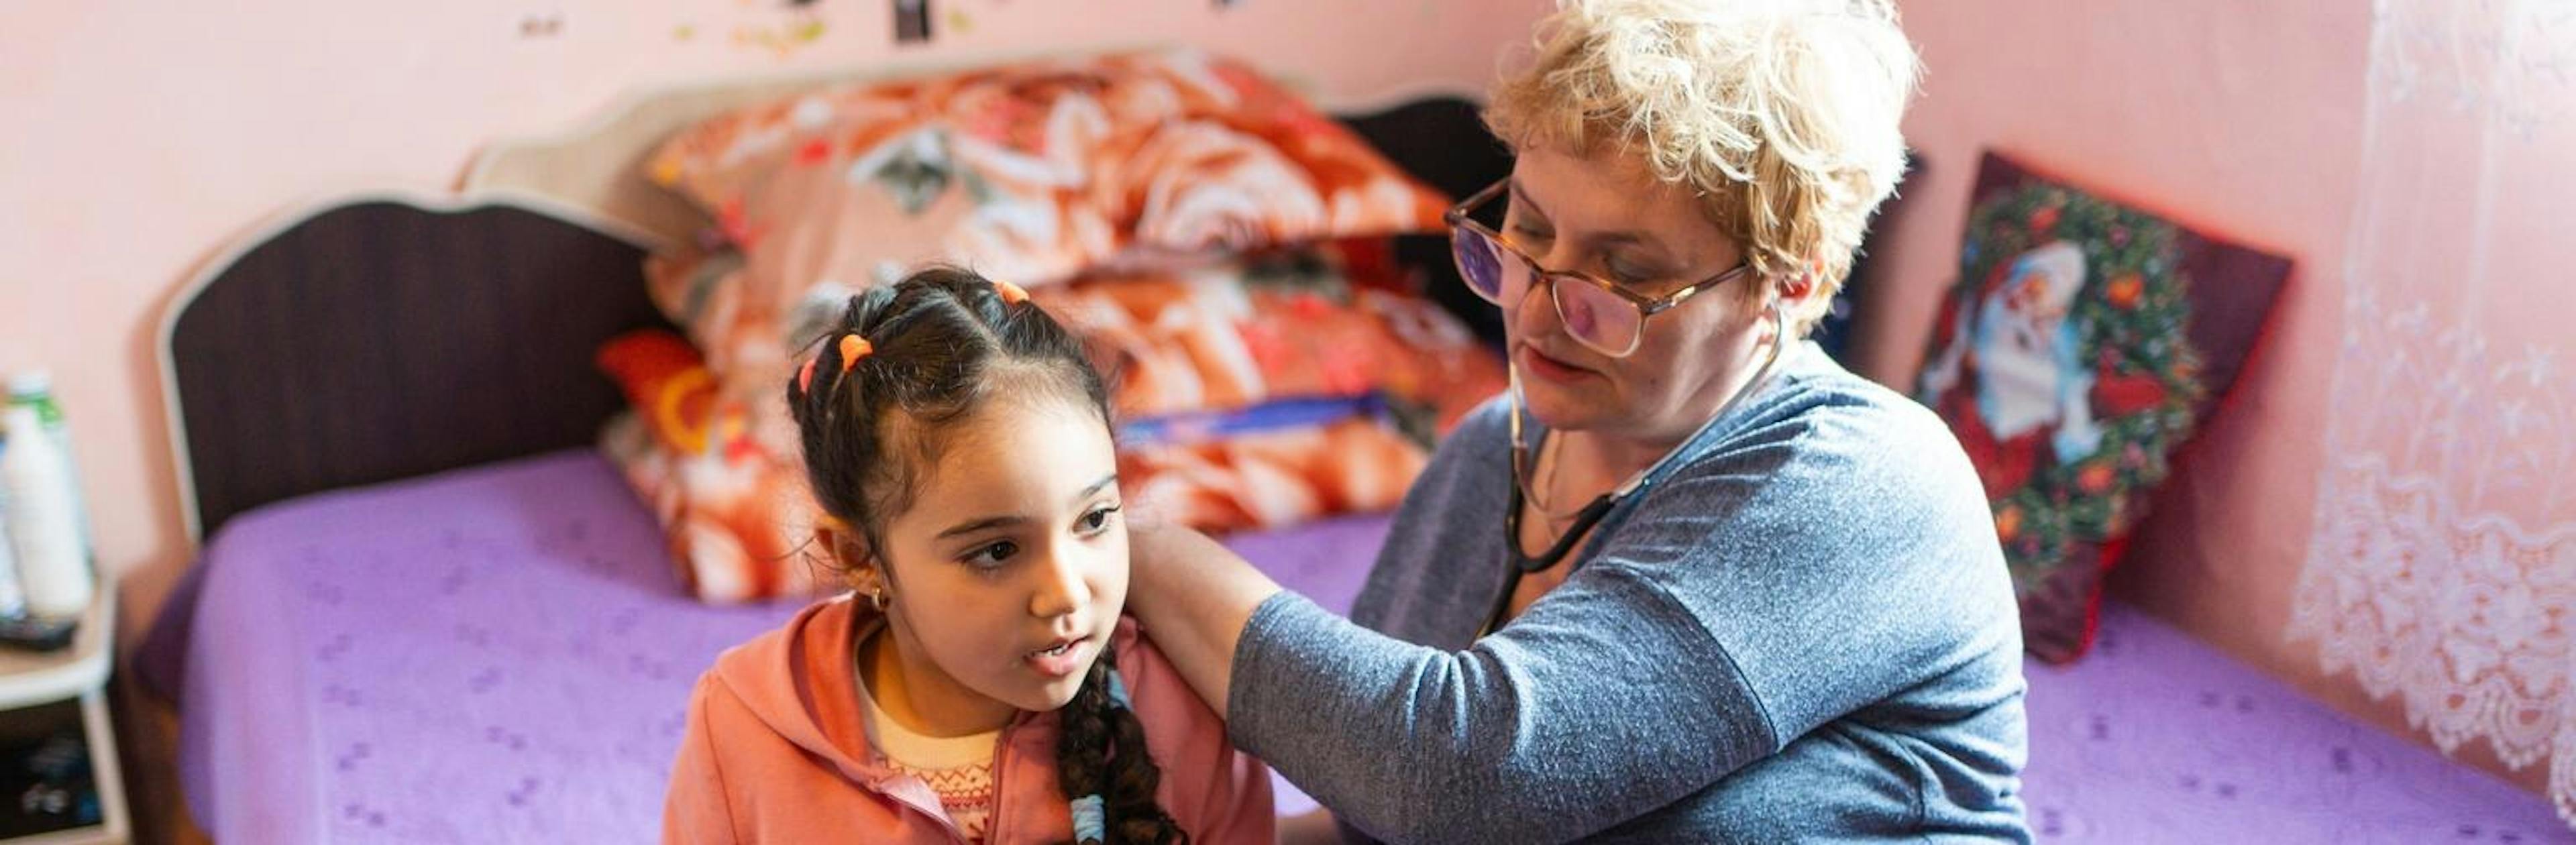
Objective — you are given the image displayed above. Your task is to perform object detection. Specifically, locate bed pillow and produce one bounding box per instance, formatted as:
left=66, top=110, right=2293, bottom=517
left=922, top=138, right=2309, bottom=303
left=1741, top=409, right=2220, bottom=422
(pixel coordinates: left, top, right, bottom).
left=644, top=47, right=1452, bottom=380
left=1915, top=151, right=2291, bottom=664
left=598, top=243, right=1496, bottom=603
left=596, top=329, right=823, bottom=602
left=645, top=236, right=1506, bottom=424
left=1119, top=400, right=1428, bottom=533
left=1031, top=241, right=1506, bottom=431
left=1815, top=151, right=1923, bottom=363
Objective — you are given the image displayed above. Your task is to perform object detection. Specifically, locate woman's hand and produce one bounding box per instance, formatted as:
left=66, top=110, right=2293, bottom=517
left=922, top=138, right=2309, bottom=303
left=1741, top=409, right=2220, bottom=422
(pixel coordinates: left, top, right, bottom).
left=1275, top=808, right=1343, bottom=845
left=1124, top=516, right=1283, bottom=714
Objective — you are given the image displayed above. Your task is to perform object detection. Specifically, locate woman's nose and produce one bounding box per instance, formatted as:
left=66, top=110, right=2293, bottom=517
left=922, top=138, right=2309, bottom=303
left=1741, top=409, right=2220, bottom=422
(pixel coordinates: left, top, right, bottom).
left=1513, top=251, right=1571, bottom=342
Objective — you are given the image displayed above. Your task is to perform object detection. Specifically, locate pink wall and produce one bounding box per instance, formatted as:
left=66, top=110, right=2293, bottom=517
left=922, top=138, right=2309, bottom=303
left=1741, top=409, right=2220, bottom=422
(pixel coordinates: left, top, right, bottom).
left=1863, top=0, right=2544, bottom=792
left=0, top=0, right=1549, bottom=647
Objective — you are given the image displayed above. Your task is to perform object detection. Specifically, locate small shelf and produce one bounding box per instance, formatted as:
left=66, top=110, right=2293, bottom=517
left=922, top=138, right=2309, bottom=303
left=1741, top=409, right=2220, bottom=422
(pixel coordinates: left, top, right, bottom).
left=0, top=588, right=113, bottom=713
left=0, top=582, right=125, bottom=845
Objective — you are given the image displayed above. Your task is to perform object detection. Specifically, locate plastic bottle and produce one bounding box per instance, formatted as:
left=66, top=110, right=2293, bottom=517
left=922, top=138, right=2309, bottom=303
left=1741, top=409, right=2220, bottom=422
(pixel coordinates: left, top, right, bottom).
left=1, top=406, right=89, bottom=618
left=7, top=372, right=90, bottom=564
left=0, top=435, right=25, bottom=620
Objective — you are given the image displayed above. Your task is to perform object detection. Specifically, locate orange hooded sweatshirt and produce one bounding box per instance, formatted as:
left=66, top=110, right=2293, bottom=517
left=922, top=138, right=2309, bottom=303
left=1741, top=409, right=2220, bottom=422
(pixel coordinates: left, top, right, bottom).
left=662, top=597, right=1274, bottom=844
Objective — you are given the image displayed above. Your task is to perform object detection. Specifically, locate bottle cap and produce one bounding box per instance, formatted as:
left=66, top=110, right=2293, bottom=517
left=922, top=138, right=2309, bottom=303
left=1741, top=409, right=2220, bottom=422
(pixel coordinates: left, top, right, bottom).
left=7, top=370, right=51, bottom=401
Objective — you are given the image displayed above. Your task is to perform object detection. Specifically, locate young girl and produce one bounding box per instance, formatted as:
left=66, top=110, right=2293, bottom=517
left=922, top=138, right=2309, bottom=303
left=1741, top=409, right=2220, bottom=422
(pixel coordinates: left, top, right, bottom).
left=664, top=268, right=1275, bottom=844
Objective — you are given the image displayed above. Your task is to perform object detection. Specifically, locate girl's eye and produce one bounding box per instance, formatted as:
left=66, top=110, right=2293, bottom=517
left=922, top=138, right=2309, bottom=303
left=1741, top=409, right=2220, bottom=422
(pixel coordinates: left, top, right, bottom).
left=1078, top=504, right=1123, bottom=534
left=961, top=540, right=1018, bottom=569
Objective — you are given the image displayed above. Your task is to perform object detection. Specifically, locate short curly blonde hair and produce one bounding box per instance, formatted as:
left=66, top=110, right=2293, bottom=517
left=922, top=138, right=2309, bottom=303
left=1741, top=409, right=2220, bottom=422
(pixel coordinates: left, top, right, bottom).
left=1486, top=0, right=1920, bottom=333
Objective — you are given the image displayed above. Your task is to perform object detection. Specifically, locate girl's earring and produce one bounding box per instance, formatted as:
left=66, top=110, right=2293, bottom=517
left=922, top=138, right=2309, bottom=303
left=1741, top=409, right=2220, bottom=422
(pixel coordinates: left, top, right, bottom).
left=869, top=583, right=892, bottom=612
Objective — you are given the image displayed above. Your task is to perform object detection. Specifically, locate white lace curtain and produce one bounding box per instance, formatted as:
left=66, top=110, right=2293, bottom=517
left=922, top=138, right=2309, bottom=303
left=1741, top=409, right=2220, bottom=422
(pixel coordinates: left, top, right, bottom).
left=2289, top=0, right=2576, bottom=828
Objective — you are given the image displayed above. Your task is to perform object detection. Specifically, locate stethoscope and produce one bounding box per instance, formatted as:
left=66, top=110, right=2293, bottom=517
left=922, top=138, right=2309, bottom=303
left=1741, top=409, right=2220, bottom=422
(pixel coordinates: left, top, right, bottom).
left=1482, top=304, right=1791, bottom=634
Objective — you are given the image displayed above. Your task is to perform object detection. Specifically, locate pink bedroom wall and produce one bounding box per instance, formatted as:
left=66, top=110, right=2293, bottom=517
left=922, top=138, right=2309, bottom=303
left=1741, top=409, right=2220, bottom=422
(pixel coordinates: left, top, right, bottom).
left=1862, top=0, right=2546, bottom=793
left=0, top=0, right=1550, bottom=650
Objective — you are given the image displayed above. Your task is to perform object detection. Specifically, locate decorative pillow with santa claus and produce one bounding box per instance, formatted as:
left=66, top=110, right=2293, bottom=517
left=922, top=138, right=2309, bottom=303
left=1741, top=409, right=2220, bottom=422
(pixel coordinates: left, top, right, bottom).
left=1917, top=151, right=2292, bottom=664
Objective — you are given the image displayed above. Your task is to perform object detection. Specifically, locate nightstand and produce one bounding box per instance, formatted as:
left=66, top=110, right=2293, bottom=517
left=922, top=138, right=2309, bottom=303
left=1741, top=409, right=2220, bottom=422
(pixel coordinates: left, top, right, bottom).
left=0, top=587, right=126, bottom=845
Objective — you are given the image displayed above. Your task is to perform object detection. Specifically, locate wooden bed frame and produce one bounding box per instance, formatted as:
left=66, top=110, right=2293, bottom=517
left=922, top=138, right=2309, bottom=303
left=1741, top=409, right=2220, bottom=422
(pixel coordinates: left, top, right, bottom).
left=158, top=59, right=1507, bottom=543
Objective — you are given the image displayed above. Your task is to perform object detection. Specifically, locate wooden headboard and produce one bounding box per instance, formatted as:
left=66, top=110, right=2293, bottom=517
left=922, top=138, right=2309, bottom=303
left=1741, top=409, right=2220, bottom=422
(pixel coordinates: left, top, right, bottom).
left=161, top=197, right=672, bottom=541
left=164, top=66, right=1509, bottom=545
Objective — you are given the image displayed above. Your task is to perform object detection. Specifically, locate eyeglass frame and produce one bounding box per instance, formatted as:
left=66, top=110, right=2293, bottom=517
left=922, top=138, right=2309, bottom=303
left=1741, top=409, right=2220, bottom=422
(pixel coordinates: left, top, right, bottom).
left=1444, top=178, right=1758, bottom=357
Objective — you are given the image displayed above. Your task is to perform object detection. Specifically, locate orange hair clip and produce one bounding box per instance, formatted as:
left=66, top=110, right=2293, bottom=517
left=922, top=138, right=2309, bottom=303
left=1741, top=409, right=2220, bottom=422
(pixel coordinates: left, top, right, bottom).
left=994, top=279, right=1030, bottom=306
left=838, top=335, right=873, bottom=372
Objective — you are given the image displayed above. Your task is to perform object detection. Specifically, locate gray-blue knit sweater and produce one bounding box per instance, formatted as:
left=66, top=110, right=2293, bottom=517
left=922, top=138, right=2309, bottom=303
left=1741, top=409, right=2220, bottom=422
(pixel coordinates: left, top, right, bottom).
left=1227, top=343, right=2031, bottom=843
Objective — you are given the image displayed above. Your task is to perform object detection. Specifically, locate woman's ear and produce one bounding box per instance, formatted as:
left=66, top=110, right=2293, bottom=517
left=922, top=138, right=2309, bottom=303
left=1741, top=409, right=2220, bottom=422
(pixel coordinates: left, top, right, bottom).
left=1766, top=256, right=1829, bottom=335
left=1782, top=257, right=1825, bottom=305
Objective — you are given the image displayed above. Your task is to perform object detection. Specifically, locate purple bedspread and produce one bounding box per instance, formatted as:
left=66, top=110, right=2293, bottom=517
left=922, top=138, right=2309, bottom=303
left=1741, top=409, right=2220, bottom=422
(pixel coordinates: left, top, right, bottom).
left=142, top=450, right=2567, bottom=842
left=164, top=451, right=798, bottom=843
left=2019, top=602, right=2568, bottom=842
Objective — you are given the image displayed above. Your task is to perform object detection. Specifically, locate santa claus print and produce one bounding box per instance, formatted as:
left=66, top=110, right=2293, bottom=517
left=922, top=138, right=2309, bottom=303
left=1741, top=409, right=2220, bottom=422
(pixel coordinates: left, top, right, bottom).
left=1921, top=239, right=2106, bottom=496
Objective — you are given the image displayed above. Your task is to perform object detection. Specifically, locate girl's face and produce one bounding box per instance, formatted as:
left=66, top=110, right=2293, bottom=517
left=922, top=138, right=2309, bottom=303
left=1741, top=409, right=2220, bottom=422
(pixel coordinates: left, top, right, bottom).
left=843, top=391, right=1128, bottom=728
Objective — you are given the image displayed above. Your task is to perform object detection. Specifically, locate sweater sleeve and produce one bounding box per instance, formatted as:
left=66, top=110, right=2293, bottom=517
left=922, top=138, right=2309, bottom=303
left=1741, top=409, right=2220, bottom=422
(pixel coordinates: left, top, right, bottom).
left=1228, top=568, right=1770, bottom=844
left=1121, top=632, right=1279, bottom=844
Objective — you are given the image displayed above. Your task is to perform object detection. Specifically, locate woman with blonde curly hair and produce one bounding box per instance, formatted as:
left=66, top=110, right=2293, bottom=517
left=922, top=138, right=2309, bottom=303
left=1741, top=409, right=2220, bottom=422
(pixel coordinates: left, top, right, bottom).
left=1126, top=1, right=2029, bottom=840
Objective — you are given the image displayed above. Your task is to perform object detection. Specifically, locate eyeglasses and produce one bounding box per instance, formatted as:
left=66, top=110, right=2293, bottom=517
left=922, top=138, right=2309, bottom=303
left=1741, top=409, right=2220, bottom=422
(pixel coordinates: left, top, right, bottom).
left=1446, top=179, right=1754, bottom=358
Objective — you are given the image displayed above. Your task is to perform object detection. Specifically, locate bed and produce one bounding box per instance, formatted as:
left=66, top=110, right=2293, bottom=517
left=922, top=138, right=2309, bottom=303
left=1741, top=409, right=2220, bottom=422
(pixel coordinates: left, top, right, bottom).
left=142, top=448, right=2572, bottom=843
left=132, top=52, right=2565, bottom=844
